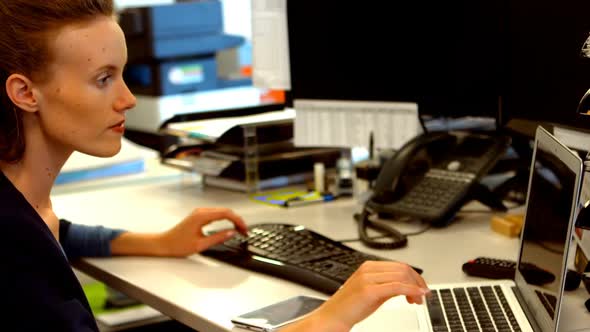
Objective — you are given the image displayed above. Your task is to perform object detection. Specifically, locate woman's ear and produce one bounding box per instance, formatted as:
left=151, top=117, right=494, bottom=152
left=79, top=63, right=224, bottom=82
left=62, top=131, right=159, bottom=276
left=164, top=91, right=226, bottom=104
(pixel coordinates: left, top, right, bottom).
left=5, top=73, right=40, bottom=113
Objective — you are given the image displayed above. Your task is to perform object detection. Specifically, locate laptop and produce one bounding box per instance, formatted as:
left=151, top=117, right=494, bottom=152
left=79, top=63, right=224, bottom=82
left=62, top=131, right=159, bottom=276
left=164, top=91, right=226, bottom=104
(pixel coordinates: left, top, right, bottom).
left=355, top=126, right=583, bottom=332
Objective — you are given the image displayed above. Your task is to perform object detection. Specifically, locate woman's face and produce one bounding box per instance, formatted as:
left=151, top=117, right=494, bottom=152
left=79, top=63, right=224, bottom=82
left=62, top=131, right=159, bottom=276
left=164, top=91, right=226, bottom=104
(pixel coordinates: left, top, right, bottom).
left=34, top=16, right=136, bottom=158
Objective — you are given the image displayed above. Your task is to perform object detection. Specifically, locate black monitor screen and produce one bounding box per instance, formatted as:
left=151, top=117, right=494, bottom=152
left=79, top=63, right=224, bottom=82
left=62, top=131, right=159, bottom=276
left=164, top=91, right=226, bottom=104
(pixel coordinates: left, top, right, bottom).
left=503, top=0, right=590, bottom=130
left=286, top=1, right=506, bottom=118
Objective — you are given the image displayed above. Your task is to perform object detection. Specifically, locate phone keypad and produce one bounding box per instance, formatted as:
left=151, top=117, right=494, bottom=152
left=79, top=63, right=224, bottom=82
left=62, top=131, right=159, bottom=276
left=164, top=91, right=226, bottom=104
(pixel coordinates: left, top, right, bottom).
left=389, top=170, right=472, bottom=220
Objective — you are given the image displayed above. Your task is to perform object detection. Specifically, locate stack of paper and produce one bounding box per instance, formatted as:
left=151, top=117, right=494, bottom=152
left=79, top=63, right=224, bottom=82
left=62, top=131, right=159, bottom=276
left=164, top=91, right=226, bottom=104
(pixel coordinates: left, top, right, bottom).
left=163, top=108, right=295, bottom=142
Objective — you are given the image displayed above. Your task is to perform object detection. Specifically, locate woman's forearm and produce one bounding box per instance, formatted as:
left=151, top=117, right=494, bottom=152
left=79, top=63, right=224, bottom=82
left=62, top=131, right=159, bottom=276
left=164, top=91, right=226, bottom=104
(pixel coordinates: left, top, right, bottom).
left=110, top=232, right=166, bottom=256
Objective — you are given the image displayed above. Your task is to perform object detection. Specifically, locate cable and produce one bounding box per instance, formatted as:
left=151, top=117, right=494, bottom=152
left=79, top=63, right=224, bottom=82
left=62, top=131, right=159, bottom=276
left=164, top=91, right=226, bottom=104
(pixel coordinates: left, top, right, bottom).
left=534, top=240, right=564, bottom=255
left=352, top=209, right=408, bottom=249
left=451, top=201, right=525, bottom=215
left=404, top=223, right=432, bottom=236
left=456, top=209, right=498, bottom=214
left=338, top=223, right=431, bottom=243
left=417, top=108, right=428, bottom=134
left=338, top=235, right=390, bottom=244
left=561, top=327, right=590, bottom=332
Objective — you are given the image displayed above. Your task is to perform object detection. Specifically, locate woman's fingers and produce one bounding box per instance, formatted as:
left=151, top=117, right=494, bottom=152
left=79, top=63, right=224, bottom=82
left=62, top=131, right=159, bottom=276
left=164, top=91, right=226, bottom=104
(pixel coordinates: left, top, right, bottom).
left=190, top=207, right=248, bottom=234
left=372, top=281, right=427, bottom=299
left=348, top=262, right=430, bottom=304
left=352, top=262, right=428, bottom=287
left=195, top=230, right=236, bottom=252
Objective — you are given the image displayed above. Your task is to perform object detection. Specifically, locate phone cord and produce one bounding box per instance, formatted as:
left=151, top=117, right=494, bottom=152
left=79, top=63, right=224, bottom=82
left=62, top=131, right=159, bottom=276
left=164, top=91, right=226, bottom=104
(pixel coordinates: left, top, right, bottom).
left=355, top=209, right=408, bottom=249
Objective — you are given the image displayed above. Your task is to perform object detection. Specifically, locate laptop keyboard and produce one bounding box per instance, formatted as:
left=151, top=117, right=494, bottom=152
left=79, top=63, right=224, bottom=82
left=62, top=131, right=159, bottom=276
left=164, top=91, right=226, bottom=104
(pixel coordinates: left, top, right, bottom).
left=426, top=285, right=521, bottom=332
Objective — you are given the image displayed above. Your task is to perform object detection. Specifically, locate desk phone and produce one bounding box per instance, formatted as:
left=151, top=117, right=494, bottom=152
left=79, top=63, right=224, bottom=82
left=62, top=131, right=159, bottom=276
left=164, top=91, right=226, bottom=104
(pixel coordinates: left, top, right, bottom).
left=367, top=131, right=511, bottom=226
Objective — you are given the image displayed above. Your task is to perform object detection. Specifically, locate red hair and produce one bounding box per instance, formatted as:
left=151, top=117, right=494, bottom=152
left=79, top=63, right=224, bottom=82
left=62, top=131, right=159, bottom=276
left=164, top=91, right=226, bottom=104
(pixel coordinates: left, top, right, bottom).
left=0, top=0, right=114, bottom=162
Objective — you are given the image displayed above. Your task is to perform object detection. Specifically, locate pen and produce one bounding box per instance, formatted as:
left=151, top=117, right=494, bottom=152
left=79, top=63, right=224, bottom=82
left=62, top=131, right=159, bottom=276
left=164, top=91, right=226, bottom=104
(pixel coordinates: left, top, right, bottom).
left=284, top=193, right=334, bottom=207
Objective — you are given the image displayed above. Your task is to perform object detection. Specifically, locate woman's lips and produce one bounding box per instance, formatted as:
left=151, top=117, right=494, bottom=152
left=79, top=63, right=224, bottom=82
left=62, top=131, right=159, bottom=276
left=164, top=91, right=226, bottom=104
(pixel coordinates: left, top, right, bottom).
left=110, top=121, right=125, bottom=133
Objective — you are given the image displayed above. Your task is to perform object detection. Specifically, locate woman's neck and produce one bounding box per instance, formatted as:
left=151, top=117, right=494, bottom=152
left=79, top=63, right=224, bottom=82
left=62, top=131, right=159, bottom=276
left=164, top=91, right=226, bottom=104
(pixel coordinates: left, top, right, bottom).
left=1, top=153, right=65, bottom=210
left=0, top=117, right=71, bottom=239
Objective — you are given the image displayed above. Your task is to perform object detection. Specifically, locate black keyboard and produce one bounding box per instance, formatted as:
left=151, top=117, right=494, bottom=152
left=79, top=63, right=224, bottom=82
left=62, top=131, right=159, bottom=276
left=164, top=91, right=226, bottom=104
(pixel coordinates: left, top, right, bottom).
left=201, top=223, right=422, bottom=294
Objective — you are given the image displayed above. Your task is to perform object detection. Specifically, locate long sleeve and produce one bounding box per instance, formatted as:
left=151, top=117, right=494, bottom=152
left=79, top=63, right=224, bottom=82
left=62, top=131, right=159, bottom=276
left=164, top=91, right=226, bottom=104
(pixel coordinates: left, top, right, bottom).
left=59, top=219, right=126, bottom=259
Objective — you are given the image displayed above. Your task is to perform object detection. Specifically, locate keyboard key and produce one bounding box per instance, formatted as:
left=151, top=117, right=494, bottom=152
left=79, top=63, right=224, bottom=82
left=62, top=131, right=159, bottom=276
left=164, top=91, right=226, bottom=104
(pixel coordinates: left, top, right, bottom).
left=426, top=291, right=448, bottom=328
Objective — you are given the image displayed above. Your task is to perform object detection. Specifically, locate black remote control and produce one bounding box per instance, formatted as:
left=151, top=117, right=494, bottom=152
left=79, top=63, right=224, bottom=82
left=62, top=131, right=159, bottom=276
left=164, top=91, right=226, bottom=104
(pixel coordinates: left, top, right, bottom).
left=462, top=257, right=556, bottom=285
left=462, top=257, right=516, bottom=280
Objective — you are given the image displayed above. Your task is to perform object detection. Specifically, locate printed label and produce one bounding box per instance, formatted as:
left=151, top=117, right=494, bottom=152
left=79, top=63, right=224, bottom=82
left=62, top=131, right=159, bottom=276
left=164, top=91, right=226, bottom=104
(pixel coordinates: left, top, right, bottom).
left=168, top=64, right=205, bottom=85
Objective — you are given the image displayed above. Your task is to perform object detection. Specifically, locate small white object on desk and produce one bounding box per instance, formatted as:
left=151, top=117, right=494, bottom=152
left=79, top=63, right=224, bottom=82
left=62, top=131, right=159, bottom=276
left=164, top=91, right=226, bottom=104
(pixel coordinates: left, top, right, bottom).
left=314, top=162, right=325, bottom=193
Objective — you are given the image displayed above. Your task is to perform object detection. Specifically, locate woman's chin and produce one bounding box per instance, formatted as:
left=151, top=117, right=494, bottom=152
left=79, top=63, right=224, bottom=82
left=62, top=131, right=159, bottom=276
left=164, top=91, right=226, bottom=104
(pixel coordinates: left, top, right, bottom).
left=79, top=143, right=122, bottom=158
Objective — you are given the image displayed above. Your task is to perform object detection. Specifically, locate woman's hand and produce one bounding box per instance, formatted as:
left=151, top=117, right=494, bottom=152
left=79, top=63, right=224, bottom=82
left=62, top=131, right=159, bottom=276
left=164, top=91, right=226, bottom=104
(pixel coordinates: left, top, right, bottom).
left=111, top=207, right=247, bottom=257
left=282, top=261, right=430, bottom=332
left=156, top=207, right=248, bottom=257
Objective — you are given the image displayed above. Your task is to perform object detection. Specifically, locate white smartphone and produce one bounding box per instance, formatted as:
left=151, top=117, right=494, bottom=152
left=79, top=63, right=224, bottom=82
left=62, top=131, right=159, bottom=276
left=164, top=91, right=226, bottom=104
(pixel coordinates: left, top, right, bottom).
left=230, top=295, right=326, bottom=331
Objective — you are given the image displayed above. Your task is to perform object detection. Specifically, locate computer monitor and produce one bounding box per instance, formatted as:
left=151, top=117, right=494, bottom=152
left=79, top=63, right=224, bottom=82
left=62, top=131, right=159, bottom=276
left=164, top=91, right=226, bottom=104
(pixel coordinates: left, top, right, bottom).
left=502, top=0, right=590, bottom=133
left=286, top=1, right=506, bottom=120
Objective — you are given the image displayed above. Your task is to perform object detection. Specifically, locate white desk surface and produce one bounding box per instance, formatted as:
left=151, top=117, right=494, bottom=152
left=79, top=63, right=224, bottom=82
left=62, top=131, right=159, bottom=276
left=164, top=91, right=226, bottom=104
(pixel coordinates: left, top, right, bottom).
left=51, top=161, right=589, bottom=332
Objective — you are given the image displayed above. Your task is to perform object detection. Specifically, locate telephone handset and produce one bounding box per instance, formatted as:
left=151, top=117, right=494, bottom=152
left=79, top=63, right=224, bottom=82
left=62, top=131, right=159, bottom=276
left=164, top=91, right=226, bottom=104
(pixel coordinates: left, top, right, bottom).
left=357, top=131, right=511, bottom=249
left=371, top=131, right=456, bottom=200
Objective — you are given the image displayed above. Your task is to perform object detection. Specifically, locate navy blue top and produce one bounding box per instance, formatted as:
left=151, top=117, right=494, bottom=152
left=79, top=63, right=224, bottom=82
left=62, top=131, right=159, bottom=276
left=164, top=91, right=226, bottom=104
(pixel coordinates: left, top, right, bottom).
left=0, top=171, right=125, bottom=331
left=61, top=220, right=125, bottom=259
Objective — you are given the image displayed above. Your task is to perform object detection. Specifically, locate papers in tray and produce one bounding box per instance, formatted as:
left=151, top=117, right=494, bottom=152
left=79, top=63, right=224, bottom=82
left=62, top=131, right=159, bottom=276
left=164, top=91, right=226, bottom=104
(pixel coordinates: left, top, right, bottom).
left=163, top=108, right=295, bottom=142
left=203, top=172, right=312, bottom=192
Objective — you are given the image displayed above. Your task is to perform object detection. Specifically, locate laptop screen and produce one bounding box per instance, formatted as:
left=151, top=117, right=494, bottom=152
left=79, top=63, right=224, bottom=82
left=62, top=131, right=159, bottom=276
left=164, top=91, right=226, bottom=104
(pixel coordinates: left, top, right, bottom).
left=515, top=127, right=582, bottom=331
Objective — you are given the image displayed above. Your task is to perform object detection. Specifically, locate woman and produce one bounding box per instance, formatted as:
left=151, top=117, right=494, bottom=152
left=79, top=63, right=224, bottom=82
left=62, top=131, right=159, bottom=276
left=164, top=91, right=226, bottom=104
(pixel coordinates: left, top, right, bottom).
left=0, top=1, right=429, bottom=331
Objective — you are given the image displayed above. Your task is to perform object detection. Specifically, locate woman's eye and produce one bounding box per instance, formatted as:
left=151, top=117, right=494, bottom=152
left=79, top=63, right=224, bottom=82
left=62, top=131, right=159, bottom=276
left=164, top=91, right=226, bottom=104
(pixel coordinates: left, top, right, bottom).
left=97, top=74, right=112, bottom=87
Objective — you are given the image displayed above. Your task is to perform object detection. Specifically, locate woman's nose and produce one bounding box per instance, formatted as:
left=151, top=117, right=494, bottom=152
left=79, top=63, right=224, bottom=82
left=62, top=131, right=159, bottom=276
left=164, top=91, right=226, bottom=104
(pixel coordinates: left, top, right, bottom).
left=114, top=81, right=137, bottom=112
